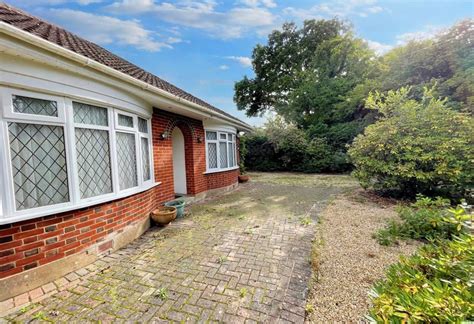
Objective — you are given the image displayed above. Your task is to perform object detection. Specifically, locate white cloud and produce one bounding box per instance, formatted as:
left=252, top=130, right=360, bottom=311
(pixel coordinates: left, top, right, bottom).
left=225, top=56, right=252, bottom=67
left=219, top=65, right=229, bottom=70
left=366, top=40, right=392, bottom=55
left=396, top=25, right=442, bottom=45
left=283, top=0, right=384, bottom=21
left=239, top=0, right=277, bottom=8
left=46, top=9, right=173, bottom=51
left=107, top=0, right=276, bottom=39
left=9, top=0, right=102, bottom=5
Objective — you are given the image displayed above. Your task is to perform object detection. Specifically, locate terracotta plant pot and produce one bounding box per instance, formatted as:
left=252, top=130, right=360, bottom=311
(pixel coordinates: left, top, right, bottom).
left=151, top=206, right=177, bottom=226
left=238, top=175, right=249, bottom=183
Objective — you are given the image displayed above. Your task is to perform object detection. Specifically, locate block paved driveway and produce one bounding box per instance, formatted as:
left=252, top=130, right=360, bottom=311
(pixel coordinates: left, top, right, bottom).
left=3, top=173, right=353, bottom=323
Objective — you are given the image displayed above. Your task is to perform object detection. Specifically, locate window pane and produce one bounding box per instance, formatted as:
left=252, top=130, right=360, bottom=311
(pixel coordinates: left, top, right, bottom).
left=138, top=117, right=148, bottom=133
left=208, top=143, right=218, bottom=168
left=219, top=142, right=228, bottom=168
left=118, top=114, right=134, bottom=128
left=73, top=102, right=108, bottom=126
left=141, top=137, right=151, bottom=181
left=206, top=131, right=217, bottom=140
left=220, top=133, right=227, bottom=140
left=75, top=128, right=112, bottom=199
left=116, top=132, right=138, bottom=189
left=13, top=95, right=58, bottom=117
left=9, top=122, right=68, bottom=210
left=228, top=143, right=234, bottom=167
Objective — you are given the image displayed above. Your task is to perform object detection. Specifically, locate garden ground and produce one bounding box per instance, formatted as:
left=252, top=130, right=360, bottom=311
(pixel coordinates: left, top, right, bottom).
left=1, top=172, right=417, bottom=322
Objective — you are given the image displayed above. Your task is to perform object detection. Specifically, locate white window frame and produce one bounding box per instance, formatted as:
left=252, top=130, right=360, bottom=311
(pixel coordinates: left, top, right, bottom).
left=205, top=128, right=238, bottom=174
left=138, top=118, right=153, bottom=186
left=0, top=87, right=157, bottom=224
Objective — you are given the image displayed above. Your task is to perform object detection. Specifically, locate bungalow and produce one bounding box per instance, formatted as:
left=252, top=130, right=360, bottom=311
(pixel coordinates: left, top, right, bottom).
left=0, top=3, right=251, bottom=301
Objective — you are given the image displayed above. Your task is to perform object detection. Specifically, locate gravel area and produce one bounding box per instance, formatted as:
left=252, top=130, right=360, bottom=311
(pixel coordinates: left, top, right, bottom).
left=306, top=190, right=421, bottom=322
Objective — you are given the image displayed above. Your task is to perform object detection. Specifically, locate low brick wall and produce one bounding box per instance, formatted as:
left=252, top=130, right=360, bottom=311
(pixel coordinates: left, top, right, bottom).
left=0, top=186, right=166, bottom=279
left=206, top=169, right=240, bottom=190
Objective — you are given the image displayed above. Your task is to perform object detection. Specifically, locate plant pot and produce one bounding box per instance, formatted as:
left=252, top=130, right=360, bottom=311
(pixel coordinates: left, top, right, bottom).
left=164, top=199, right=186, bottom=218
left=238, top=175, right=249, bottom=183
left=151, top=206, right=177, bottom=226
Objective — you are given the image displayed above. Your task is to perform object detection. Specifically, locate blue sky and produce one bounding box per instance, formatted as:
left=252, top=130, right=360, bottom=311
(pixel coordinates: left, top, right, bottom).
left=7, top=0, right=473, bottom=125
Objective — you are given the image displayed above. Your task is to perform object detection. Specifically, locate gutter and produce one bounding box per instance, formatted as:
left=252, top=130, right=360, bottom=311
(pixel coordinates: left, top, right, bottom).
left=0, top=22, right=253, bottom=131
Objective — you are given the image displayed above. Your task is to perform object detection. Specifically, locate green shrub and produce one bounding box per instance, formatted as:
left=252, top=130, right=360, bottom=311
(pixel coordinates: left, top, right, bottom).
left=368, top=234, right=474, bottom=322
left=348, top=87, right=473, bottom=200
left=243, top=117, right=353, bottom=173
left=375, top=196, right=469, bottom=245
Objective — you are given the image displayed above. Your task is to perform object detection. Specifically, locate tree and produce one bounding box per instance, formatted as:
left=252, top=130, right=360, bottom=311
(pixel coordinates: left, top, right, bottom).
left=348, top=87, right=473, bottom=199
left=378, top=19, right=474, bottom=113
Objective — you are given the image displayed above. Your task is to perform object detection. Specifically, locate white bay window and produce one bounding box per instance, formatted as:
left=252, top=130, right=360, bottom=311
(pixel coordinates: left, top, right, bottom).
left=0, top=87, right=155, bottom=223
left=205, top=130, right=238, bottom=172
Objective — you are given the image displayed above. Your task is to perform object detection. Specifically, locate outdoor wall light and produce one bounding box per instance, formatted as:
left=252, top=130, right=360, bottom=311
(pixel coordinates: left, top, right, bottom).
left=160, top=131, right=170, bottom=140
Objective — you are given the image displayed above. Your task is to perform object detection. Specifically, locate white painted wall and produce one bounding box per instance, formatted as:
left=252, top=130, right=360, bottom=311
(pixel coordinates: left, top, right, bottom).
left=172, top=128, right=187, bottom=195
left=0, top=52, right=151, bottom=117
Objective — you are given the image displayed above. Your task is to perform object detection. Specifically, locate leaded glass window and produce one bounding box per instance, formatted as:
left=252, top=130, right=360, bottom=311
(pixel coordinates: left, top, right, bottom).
left=13, top=95, right=58, bottom=117
left=75, top=128, right=112, bottom=199
left=206, top=131, right=217, bottom=140
left=141, top=137, right=151, bottom=181
left=8, top=122, right=69, bottom=210
left=73, top=102, right=108, bottom=126
left=2, top=90, right=155, bottom=220
left=116, top=132, right=138, bottom=189
left=205, top=130, right=237, bottom=171
left=118, top=114, right=133, bottom=128
left=208, top=142, right=218, bottom=169
left=219, top=142, right=228, bottom=168
left=228, top=142, right=234, bottom=167
left=138, top=117, right=148, bottom=133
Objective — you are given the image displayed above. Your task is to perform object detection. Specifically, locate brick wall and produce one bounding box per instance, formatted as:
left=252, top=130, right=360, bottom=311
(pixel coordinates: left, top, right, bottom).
left=0, top=108, right=239, bottom=280
left=206, top=169, right=240, bottom=190
left=0, top=187, right=161, bottom=279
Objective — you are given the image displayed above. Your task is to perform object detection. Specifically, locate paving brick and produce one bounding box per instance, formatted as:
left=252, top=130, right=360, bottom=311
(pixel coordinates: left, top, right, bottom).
left=13, top=293, right=29, bottom=307
left=3, top=178, right=345, bottom=322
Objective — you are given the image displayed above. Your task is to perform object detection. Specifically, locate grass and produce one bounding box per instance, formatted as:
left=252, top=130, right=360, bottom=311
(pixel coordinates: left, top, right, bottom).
left=155, top=288, right=168, bottom=301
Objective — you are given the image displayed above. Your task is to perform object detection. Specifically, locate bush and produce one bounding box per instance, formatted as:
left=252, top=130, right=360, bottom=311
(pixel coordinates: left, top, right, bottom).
left=243, top=117, right=352, bottom=173
left=348, top=87, right=473, bottom=200
left=375, top=196, right=470, bottom=246
left=368, top=234, right=474, bottom=322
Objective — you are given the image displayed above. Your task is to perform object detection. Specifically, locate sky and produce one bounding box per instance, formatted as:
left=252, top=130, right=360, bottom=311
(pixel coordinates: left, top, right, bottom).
left=6, top=0, right=473, bottom=126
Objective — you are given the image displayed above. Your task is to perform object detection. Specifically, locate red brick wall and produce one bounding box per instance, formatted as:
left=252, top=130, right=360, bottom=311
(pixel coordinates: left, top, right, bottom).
left=206, top=169, right=239, bottom=190
left=0, top=108, right=238, bottom=279
left=0, top=187, right=162, bottom=278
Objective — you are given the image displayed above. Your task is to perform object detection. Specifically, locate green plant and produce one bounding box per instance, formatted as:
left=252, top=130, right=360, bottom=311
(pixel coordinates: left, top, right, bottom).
left=305, top=303, right=315, bottom=315
left=300, top=216, right=312, bottom=226
left=32, top=311, right=50, bottom=321
left=374, top=196, right=468, bottom=245
left=349, top=87, right=473, bottom=200
left=368, top=234, right=474, bottom=322
left=239, top=288, right=248, bottom=298
left=217, top=256, right=227, bottom=264
left=155, top=288, right=168, bottom=301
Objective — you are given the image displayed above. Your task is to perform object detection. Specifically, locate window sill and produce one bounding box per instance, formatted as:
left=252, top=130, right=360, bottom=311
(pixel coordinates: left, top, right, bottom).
left=203, top=166, right=239, bottom=175
left=0, top=182, right=162, bottom=225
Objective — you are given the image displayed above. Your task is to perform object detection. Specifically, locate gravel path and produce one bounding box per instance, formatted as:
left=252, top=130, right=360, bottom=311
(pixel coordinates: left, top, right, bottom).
left=306, top=191, right=421, bottom=322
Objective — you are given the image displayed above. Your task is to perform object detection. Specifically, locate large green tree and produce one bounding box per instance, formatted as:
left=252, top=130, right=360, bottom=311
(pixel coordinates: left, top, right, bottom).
left=234, top=19, right=377, bottom=128
left=378, top=19, right=473, bottom=112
